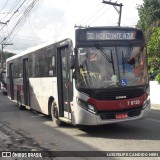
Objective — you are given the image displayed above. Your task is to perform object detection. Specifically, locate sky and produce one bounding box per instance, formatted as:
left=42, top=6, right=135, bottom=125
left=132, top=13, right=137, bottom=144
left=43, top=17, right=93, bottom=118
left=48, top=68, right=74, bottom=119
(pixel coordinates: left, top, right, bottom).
left=0, top=0, right=143, bottom=54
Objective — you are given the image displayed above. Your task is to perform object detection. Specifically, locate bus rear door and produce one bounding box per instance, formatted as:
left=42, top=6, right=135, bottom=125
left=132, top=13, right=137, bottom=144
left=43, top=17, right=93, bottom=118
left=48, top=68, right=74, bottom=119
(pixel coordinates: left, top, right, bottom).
left=9, top=63, right=14, bottom=100
left=23, top=58, right=30, bottom=105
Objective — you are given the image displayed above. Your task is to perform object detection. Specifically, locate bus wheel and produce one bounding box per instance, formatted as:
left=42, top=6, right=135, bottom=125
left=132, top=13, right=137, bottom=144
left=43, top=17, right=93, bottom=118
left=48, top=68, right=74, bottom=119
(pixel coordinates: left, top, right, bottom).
left=51, top=102, right=63, bottom=126
left=17, top=93, right=25, bottom=110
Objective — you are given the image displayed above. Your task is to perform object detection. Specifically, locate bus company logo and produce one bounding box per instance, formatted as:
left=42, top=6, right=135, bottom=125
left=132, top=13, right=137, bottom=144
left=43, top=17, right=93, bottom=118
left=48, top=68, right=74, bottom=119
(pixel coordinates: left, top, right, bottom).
left=119, top=102, right=125, bottom=109
left=116, top=96, right=126, bottom=99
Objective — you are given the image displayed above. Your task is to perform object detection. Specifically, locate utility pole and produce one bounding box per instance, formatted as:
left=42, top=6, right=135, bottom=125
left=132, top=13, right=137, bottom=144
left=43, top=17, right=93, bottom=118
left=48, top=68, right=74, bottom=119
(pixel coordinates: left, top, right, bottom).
left=102, top=0, right=123, bottom=26
left=74, top=25, right=88, bottom=29
left=1, top=43, right=13, bottom=69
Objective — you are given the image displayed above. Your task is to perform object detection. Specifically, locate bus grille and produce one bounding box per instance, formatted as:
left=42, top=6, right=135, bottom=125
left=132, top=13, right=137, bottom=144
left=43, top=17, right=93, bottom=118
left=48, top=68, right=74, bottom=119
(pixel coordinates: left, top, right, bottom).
left=93, top=88, right=145, bottom=100
left=98, top=106, right=142, bottom=120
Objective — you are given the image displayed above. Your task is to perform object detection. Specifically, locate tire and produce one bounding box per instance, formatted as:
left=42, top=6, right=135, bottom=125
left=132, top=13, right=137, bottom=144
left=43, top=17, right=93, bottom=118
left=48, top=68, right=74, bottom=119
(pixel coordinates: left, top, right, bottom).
left=51, top=102, right=63, bottom=126
left=17, top=93, right=25, bottom=110
left=3, top=92, right=7, bottom=96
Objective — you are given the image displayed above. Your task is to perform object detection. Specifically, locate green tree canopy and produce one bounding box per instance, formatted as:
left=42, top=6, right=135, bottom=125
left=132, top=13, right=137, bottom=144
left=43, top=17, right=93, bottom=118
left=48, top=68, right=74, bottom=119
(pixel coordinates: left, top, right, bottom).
left=3, top=51, right=16, bottom=61
left=147, top=27, right=160, bottom=72
left=137, top=0, right=160, bottom=82
left=137, top=0, right=160, bottom=31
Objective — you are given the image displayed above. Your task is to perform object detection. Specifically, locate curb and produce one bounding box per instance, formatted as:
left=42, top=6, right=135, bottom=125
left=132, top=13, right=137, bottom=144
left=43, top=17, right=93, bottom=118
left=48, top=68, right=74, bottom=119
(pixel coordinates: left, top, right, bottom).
left=151, top=104, right=160, bottom=110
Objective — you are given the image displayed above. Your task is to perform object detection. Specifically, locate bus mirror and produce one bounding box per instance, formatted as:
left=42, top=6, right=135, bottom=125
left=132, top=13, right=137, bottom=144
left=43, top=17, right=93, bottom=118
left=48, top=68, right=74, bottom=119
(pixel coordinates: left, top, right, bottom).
left=70, top=55, right=75, bottom=69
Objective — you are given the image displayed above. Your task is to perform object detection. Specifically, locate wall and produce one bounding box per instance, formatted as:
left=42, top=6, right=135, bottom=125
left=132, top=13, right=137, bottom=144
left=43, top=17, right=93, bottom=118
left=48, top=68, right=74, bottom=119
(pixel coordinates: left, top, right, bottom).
left=150, top=81, right=160, bottom=105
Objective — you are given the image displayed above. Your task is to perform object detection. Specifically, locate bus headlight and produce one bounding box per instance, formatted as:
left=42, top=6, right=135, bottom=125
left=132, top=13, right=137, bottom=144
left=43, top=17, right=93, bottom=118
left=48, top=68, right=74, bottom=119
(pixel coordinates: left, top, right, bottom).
left=76, top=98, right=97, bottom=114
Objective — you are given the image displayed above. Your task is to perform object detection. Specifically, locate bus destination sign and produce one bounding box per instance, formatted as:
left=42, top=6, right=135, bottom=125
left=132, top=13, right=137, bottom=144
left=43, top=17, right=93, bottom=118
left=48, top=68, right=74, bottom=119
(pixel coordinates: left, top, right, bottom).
left=86, top=30, right=136, bottom=41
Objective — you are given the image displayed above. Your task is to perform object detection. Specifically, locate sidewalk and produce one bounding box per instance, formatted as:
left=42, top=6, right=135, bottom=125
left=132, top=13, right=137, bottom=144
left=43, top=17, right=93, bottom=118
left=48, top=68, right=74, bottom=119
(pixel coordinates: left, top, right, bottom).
left=0, top=121, right=39, bottom=151
left=0, top=122, right=52, bottom=159
left=151, top=104, right=160, bottom=110
left=150, top=81, right=160, bottom=110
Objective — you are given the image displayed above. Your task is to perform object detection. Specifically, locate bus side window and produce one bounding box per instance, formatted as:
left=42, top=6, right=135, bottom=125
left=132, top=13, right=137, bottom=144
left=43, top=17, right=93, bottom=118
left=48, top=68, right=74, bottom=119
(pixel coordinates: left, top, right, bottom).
left=46, top=46, right=56, bottom=77
left=49, top=56, right=55, bottom=76
left=52, top=56, right=55, bottom=66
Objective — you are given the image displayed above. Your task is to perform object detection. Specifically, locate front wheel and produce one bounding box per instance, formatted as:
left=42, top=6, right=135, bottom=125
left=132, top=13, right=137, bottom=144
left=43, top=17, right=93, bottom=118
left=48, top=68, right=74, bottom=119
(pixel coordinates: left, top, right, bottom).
left=51, top=102, right=63, bottom=126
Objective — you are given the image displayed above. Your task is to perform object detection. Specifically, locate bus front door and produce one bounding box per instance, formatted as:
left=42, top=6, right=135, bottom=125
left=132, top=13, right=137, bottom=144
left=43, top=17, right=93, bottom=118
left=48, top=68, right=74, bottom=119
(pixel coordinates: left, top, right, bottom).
left=57, top=45, right=73, bottom=120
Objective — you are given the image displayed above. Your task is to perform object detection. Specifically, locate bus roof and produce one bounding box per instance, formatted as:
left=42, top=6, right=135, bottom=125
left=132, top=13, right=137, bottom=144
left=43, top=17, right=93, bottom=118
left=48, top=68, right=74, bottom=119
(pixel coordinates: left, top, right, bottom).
left=6, top=38, right=72, bottom=62
left=76, top=26, right=142, bottom=31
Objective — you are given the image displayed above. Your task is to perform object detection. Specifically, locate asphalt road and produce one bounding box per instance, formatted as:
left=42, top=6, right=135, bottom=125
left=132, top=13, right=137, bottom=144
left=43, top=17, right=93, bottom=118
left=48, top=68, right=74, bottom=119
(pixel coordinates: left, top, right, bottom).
left=0, top=91, right=160, bottom=160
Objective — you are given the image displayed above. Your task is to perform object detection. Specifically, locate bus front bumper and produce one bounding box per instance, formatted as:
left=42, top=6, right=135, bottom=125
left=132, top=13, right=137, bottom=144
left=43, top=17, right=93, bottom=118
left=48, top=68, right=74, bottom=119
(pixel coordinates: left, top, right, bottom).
left=74, top=101, right=151, bottom=126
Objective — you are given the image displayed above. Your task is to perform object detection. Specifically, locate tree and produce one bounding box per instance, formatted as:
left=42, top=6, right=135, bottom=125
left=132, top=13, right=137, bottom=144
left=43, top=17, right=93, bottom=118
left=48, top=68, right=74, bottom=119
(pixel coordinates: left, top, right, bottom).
left=137, top=0, right=160, bottom=82
left=0, top=51, right=15, bottom=86
left=147, top=27, right=160, bottom=72
left=0, top=51, right=16, bottom=69
left=147, top=27, right=160, bottom=83
left=137, top=0, right=160, bottom=31
left=3, top=51, right=16, bottom=61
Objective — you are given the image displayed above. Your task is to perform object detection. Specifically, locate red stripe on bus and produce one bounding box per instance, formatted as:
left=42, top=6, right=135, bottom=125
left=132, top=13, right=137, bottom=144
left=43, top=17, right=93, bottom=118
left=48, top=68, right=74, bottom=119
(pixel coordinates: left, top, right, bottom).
left=87, top=93, right=148, bottom=111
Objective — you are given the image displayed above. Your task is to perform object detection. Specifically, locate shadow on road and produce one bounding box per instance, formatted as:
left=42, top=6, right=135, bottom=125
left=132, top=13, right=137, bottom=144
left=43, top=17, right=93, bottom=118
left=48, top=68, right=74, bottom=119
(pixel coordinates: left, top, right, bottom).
left=35, top=106, right=160, bottom=142
left=77, top=110, right=160, bottom=140
left=1, top=91, right=160, bottom=145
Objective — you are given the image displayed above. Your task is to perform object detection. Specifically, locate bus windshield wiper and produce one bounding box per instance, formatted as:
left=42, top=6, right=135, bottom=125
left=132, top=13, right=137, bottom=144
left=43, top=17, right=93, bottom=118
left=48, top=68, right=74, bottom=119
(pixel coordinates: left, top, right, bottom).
left=95, top=44, right=115, bottom=74
left=121, top=46, right=133, bottom=74
left=122, top=51, right=125, bottom=74
left=95, top=44, right=112, bottom=63
left=123, top=46, right=133, bottom=63
left=110, top=50, right=115, bottom=75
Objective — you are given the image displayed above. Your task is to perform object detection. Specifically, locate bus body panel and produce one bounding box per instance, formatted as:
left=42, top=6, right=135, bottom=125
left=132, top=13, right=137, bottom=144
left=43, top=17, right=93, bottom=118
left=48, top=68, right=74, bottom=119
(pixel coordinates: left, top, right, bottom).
left=29, top=77, right=58, bottom=114
left=7, top=77, right=58, bottom=115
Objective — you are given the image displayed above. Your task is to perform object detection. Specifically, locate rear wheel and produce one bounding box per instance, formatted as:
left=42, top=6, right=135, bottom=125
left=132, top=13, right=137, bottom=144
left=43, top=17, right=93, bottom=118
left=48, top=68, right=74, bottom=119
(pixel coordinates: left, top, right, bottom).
left=3, top=91, right=7, bottom=96
left=51, top=102, right=63, bottom=126
left=17, top=93, right=25, bottom=110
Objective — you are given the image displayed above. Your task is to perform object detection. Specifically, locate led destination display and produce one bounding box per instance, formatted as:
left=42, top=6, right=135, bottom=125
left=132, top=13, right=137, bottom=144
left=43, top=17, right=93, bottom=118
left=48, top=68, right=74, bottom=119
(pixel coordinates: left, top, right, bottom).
left=86, top=30, right=136, bottom=40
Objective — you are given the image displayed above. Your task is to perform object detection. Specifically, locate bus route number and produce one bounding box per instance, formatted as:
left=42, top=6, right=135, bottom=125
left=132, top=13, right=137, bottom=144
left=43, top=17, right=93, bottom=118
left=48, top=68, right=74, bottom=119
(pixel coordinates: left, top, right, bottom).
left=127, top=100, right=140, bottom=106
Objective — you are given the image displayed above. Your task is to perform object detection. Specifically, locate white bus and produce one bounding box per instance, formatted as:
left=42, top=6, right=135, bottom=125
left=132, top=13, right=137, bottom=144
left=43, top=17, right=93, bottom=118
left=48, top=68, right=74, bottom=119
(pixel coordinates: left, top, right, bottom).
left=6, top=27, right=150, bottom=126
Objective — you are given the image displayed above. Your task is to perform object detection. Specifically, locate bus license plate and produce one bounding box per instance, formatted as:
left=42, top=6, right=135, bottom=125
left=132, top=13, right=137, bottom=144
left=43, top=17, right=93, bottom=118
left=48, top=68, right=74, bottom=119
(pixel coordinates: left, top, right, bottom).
left=116, top=113, right=128, bottom=119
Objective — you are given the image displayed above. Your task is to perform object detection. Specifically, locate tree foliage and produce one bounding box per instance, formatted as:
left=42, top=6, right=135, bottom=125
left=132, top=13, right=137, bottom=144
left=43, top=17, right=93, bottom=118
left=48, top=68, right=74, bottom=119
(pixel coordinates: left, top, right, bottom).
left=137, top=0, right=160, bottom=31
left=137, top=0, right=160, bottom=82
left=3, top=51, right=16, bottom=60
left=147, top=27, right=160, bottom=72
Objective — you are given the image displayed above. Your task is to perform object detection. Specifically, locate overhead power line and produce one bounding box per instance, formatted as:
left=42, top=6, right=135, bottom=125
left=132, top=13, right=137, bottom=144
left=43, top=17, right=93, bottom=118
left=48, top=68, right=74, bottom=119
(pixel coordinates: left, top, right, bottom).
left=88, top=5, right=111, bottom=26
left=1, top=0, right=23, bottom=21
left=0, top=0, right=9, bottom=13
left=0, top=0, right=27, bottom=32
left=78, top=1, right=102, bottom=25
left=81, top=4, right=106, bottom=26
left=1, top=0, right=39, bottom=45
left=8, top=0, right=39, bottom=43
left=6, top=0, right=27, bottom=23
left=0, top=21, right=7, bottom=25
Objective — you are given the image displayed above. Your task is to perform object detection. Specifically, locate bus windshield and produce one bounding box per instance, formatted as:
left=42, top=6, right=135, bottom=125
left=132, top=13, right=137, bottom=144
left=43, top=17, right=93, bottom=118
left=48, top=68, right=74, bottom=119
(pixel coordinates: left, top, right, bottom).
left=76, top=46, right=148, bottom=89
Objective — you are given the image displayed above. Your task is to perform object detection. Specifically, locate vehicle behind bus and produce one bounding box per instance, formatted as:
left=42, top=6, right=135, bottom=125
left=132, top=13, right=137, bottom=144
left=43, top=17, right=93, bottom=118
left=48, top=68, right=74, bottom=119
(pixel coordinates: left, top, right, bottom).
left=0, top=70, right=7, bottom=95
